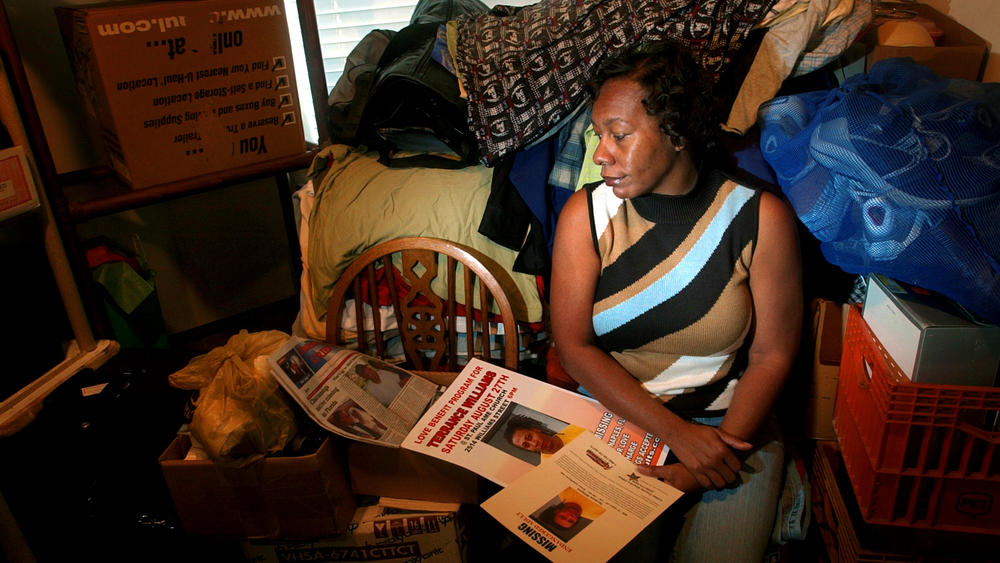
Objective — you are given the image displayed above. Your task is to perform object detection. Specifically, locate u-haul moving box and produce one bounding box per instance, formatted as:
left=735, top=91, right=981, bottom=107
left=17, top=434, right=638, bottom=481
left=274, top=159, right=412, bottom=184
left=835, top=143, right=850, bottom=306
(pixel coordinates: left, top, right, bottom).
left=56, top=0, right=306, bottom=189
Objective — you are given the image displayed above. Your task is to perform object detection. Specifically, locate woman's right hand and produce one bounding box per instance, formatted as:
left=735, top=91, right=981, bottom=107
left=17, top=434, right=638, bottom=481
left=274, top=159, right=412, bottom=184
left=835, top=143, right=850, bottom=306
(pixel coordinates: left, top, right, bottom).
left=666, top=421, right=750, bottom=489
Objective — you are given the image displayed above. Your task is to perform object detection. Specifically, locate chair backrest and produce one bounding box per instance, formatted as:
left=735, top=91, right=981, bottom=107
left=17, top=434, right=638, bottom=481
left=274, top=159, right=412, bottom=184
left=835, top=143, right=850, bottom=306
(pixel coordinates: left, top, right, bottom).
left=325, top=237, right=525, bottom=374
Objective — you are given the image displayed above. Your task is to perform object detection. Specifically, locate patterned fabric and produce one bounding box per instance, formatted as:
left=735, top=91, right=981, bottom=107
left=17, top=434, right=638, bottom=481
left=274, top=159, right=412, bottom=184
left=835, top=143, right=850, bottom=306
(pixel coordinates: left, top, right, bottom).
left=848, top=275, right=867, bottom=304
left=453, top=0, right=778, bottom=165
left=588, top=170, right=761, bottom=415
left=548, top=104, right=593, bottom=192
left=432, top=24, right=456, bottom=74
left=794, top=0, right=871, bottom=76
left=723, top=0, right=872, bottom=134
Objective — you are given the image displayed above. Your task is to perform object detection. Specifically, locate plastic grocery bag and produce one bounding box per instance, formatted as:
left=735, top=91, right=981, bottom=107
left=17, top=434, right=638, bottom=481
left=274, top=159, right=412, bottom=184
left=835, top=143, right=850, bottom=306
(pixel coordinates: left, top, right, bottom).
left=169, top=330, right=297, bottom=467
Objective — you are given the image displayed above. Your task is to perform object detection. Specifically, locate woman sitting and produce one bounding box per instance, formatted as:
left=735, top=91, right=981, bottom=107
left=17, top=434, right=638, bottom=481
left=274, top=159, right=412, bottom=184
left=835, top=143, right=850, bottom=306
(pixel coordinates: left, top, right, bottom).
left=550, top=41, right=803, bottom=562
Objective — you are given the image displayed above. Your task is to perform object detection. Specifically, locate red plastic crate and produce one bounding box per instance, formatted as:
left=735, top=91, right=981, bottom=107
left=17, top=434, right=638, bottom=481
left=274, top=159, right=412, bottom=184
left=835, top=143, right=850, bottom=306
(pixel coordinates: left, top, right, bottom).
left=811, top=442, right=921, bottom=563
left=833, top=305, right=1000, bottom=535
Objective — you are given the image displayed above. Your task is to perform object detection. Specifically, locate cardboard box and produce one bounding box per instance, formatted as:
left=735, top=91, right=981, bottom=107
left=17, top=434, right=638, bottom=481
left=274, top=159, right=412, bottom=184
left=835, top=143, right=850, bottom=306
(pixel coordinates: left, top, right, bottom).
left=804, top=299, right=844, bottom=441
left=56, top=0, right=307, bottom=189
left=862, top=274, right=1000, bottom=386
left=865, top=3, right=988, bottom=81
left=242, top=504, right=466, bottom=563
left=348, top=443, right=481, bottom=505
left=158, top=435, right=356, bottom=539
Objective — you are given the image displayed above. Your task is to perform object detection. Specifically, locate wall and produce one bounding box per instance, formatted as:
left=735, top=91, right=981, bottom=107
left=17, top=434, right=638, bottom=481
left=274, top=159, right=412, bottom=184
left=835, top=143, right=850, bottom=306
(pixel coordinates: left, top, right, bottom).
left=924, top=0, right=1000, bottom=82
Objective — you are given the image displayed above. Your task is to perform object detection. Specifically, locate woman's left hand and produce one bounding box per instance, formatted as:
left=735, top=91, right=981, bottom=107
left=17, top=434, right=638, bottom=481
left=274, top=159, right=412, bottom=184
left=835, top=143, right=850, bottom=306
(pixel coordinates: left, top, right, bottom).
left=666, top=420, right=750, bottom=489
left=636, top=463, right=702, bottom=493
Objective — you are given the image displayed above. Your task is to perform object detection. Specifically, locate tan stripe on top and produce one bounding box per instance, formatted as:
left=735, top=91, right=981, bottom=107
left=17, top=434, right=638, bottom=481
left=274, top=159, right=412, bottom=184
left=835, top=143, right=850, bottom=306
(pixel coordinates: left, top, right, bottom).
left=595, top=180, right=741, bottom=315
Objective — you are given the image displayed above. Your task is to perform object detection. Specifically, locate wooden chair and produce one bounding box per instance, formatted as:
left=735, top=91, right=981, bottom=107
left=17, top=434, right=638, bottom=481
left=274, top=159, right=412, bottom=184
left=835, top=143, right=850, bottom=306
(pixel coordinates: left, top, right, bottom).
left=325, top=237, right=527, bottom=383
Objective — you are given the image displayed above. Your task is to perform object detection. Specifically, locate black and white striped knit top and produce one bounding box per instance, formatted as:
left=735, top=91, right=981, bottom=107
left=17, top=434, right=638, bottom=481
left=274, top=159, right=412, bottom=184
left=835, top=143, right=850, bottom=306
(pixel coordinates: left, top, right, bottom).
left=587, top=169, right=760, bottom=417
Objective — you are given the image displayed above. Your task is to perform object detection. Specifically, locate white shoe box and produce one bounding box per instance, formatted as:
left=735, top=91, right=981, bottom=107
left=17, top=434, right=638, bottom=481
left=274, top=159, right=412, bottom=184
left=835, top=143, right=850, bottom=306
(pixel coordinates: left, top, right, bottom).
left=861, top=274, right=1000, bottom=386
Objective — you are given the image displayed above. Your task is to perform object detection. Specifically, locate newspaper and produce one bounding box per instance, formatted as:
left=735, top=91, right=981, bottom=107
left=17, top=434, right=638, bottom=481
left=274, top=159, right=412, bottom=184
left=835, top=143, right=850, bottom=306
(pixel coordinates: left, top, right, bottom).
left=269, top=339, right=670, bottom=485
left=481, top=431, right=683, bottom=562
left=267, top=337, right=440, bottom=446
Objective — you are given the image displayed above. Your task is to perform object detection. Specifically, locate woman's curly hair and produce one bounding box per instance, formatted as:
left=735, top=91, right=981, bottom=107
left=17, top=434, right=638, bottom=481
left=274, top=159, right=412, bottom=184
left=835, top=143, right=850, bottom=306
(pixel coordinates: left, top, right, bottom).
left=591, top=42, right=722, bottom=162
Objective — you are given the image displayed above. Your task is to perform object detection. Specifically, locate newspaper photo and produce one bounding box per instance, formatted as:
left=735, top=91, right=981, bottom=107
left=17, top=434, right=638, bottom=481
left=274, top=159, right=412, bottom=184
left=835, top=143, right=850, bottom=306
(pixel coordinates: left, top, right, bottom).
left=399, top=358, right=670, bottom=486
left=267, top=337, right=440, bottom=446
left=481, top=431, right=684, bottom=562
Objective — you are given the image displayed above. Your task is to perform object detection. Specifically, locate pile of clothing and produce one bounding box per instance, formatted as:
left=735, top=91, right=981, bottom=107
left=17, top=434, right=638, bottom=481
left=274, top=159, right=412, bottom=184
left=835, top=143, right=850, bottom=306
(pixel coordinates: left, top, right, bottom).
left=327, top=0, right=873, bottom=278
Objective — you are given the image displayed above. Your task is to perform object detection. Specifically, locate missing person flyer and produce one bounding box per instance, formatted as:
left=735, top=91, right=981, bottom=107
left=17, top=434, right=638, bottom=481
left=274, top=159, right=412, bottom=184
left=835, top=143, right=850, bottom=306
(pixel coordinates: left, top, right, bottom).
left=481, top=431, right=683, bottom=563
left=400, top=358, right=669, bottom=486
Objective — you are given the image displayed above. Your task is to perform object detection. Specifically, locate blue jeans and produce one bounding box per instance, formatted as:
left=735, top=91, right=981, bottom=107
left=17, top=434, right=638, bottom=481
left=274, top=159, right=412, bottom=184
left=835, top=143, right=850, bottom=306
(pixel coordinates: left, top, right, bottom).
left=612, top=415, right=785, bottom=563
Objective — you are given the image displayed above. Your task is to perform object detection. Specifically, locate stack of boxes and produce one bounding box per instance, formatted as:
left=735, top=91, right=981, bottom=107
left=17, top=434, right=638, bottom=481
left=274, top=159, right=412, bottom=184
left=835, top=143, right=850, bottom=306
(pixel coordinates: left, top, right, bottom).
left=806, top=273, right=1000, bottom=562
left=827, top=275, right=1000, bottom=539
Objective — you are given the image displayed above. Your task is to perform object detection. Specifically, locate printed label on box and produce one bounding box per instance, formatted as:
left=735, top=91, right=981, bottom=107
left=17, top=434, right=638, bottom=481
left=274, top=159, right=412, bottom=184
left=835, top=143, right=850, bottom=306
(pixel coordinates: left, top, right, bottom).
left=57, top=0, right=306, bottom=189
left=0, top=146, right=40, bottom=222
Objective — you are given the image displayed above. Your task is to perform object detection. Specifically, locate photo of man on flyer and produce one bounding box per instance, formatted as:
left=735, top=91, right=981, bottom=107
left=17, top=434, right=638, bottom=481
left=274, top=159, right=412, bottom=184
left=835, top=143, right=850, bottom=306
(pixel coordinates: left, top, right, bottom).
left=484, top=403, right=585, bottom=465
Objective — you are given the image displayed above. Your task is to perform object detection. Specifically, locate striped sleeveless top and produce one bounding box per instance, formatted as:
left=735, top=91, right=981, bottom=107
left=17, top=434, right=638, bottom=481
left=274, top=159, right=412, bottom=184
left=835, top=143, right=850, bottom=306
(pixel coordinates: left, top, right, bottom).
left=587, top=169, right=760, bottom=416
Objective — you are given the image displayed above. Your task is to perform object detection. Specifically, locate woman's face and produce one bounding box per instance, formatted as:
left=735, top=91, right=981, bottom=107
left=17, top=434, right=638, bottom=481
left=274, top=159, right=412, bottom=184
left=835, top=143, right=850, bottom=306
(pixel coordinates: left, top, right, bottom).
left=591, top=76, right=692, bottom=198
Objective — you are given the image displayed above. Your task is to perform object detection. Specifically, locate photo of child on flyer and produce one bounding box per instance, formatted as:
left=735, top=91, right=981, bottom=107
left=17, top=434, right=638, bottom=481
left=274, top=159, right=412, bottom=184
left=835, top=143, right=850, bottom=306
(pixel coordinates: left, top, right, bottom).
left=529, top=487, right=605, bottom=542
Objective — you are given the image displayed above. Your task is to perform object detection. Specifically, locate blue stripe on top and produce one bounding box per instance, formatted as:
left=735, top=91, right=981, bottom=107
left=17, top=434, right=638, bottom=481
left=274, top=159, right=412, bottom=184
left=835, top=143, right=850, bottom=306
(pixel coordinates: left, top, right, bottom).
left=593, top=185, right=755, bottom=336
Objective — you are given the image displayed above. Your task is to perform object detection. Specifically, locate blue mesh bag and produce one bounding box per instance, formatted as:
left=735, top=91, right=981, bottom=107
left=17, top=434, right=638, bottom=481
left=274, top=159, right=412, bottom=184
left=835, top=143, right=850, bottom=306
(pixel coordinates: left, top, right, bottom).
left=759, top=58, right=1000, bottom=324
